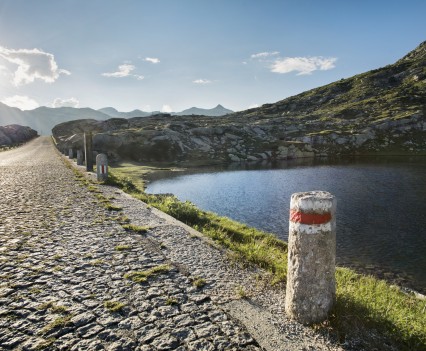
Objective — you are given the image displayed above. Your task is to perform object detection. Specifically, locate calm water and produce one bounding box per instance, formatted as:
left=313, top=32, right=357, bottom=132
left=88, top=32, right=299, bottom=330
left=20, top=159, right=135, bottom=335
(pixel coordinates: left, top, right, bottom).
left=146, top=157, right=426, bottom=291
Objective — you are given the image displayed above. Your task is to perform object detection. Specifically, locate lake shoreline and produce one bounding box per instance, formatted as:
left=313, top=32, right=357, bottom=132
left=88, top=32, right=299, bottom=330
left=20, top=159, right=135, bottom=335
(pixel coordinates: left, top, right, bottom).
left=141, top=157, right=426, bottom=295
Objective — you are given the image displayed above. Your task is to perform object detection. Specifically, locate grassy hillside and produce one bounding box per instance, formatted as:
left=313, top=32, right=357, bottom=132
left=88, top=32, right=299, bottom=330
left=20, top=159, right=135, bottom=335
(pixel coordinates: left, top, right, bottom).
left=53, top=41, right=426, bottom=165
left=234, top=41, right=425, bottom=125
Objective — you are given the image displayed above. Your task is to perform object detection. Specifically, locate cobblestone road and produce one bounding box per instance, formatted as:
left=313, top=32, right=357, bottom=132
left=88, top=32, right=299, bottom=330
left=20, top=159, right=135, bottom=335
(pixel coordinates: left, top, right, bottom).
left=0, top=138, right=263, bottom=351
left=0, top=137, right=343, bottom=351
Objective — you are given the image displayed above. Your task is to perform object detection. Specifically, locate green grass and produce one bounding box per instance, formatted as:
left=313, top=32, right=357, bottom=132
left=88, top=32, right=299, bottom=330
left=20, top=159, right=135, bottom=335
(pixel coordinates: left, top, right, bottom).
left=166, top=297, right=178, bottom=306
left=37, top=301, right=55, bottom=310
left=90, top=259, right=104, bottom=266
left=29, top=287, right=42, bottom=295
left=87, top=185, right=102, bottom=193
left=108, top=162, right=176, bottom=191
left=103, top=168, right=426, bottom=350
left=96, top=193, right=110, bottom=203
left=112, top=214, right=131, bottom=224
left=235, top=285, right=248, bottom=299
left=35, top=338, right=56, bottom=350
left=39, top=316, right=72, bottom=335
left=50, top=305, right=69, bottom=314
left=124, top=264, right=171, bottom=283
left=192, top=277, right=206, bottom=289
left=104, top=203, right=123, bottom=211
left=328, top=268, right=426, bottom=349
left=104, top=300, right=126, bottom=312
left=37, top=301, right=69, bottom=314
left=115, top=245, right=131, bottom=251
left=106, top=162, right=149, bottom=190
left=121, top=223, right=150, bottom=234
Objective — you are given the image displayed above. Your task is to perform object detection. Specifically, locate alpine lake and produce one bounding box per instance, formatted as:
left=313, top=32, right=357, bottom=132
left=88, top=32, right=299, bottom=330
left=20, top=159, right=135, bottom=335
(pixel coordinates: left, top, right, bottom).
left=145, top=156, right=426, bottom=293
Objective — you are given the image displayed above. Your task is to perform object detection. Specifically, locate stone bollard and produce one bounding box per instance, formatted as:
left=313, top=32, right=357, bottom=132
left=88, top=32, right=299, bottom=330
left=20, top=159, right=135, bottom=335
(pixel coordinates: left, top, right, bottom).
left=285, top=191, right=336, bottom=325
left=96, top=153, right=108, bottom=182
left=76, top=149, right=84, bottom=165
left=84, top=132, right=93, bottom=171
left=68, top=148, right=73, bottom=159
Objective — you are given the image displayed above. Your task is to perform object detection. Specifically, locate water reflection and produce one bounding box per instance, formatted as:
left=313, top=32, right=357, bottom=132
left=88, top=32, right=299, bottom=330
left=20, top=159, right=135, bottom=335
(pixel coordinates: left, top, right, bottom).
left=146, top=156, right=426, bottom=291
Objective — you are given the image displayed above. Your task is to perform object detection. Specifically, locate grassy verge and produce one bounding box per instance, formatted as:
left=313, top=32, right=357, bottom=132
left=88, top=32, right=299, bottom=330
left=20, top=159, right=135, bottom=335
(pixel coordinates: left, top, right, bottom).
left=332, top=268, right=425, bottom=349
left=109, top=161, right=179, bottom=190
left=101, top=169, right=425, bottom=350
left=104, top=170, right=288, bottom=283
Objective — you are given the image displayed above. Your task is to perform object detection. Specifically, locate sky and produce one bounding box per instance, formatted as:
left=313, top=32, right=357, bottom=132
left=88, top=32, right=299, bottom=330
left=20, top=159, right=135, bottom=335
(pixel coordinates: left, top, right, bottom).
left=0, top=0, right=425, bottom=113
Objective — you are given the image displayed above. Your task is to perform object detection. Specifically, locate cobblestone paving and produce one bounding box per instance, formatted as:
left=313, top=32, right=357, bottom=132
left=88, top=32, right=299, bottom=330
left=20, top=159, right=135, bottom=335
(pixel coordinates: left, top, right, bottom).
left=0, top=138, right=261, bottom=350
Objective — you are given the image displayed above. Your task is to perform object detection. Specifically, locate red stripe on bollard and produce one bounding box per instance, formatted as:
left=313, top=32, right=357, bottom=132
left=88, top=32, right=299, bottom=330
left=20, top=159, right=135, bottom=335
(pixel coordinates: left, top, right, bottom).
left=290, top=209, right=332, bottom=225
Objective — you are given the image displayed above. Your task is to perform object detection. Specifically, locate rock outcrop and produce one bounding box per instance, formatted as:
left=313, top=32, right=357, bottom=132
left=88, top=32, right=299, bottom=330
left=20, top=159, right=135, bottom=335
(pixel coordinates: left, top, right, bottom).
left=0, top=124, right=38, bottom=146
left=52, top=41, right=426, bottom=165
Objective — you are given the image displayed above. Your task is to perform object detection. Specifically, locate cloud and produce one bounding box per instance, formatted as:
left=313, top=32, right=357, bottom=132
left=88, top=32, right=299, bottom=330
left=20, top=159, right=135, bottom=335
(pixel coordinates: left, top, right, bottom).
left=270, top=56, right=337, bottom=75
left=248, top=103, right=259, bottom=109
left=1, top=95, right=39, bottom=110
left=51, top=97, right=79, bottom=108
left=161, top=104, right=173, bottom=113
left=144, top=57, right=160, bottom=64
left=102, top=64, right=144, bottom=80
left=192, top=79, right=211, bottom=85
left=251, top=51, right=280, bottom=59
left=102, top=64, right=134, bottom=78
left=0, top=46, right=70, bottom=86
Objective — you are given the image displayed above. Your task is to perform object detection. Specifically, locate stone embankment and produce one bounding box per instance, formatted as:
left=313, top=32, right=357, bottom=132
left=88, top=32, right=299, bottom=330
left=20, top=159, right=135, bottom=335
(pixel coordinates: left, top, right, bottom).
left=0, top=137, right=342, bottom=350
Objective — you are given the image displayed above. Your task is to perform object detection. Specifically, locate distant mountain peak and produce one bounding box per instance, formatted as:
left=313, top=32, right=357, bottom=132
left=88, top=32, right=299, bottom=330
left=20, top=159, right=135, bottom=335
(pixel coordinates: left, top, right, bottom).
left=99, top=107, right=119, bottom=113
left=176, top=104, right=233, bottom=116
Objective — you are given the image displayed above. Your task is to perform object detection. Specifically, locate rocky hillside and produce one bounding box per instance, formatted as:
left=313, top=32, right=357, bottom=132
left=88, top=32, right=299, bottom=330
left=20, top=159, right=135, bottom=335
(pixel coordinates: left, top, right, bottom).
left=52, top=41, right=426, bottom=165
left=0, top=125, right=38, bottom=146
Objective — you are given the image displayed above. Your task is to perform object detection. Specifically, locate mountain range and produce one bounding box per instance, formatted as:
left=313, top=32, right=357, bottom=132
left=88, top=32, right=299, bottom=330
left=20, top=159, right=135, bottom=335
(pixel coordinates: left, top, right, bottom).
left=174, top=104, right=233, bottom=116
left=0, top=103, right=233, bottom=135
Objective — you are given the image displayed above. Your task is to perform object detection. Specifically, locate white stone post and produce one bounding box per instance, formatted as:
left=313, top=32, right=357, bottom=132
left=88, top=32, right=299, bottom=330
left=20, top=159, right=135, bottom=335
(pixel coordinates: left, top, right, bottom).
left=96, top=153, right=108, bottom=182
left=285, top=191, right=336, bottom=325
left=76, top=150, right=84, bottom=165
left=68, top=148, right=73, bottom=159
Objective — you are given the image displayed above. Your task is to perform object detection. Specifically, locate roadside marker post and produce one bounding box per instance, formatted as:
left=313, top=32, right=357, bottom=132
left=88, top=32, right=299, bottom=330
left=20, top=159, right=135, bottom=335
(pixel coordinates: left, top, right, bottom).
left=285, top=191, right=336, bottom=325
left=96, top=153, right=108, bottom=182
left=84, top=132, right=93, bottom=172
left=77, top=149, right=84, bottom=165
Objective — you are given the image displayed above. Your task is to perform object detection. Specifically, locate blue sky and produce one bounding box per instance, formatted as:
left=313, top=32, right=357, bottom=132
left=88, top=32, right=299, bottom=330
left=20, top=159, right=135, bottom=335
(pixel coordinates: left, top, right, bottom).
left=0, top=0, right=425, bottom=112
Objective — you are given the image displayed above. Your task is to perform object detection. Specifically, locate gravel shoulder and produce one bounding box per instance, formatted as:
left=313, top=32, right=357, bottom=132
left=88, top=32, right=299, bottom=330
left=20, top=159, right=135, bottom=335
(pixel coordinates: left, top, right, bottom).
left=0, top=137, right=342, bottom=350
